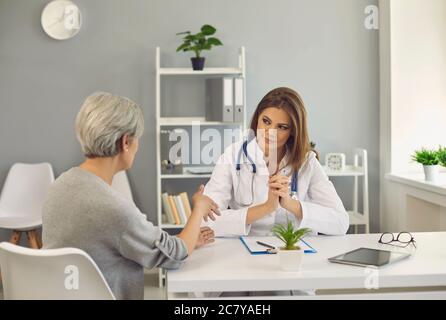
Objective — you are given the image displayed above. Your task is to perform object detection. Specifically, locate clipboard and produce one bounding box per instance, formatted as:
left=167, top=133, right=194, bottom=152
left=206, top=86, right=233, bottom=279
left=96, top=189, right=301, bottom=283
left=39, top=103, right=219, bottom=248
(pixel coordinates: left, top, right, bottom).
left=240, top=236, right=317, bottom=255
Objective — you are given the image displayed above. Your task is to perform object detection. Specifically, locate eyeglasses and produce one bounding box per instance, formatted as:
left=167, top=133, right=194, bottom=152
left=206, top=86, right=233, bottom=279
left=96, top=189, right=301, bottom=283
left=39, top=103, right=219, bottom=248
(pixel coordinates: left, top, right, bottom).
left=378, top=232, right=417, bottom=249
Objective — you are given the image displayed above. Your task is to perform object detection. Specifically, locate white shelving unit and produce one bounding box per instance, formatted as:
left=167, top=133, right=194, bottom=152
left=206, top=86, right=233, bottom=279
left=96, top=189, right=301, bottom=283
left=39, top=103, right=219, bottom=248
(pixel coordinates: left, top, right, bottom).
left=155, top=46, right=246, bottom=286
left=323, top=149, right=369, bottom=234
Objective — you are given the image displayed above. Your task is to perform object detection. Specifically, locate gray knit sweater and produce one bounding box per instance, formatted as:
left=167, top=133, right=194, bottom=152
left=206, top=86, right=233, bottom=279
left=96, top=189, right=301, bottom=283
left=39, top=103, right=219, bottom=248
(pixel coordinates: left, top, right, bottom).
left=42, top=167, right=188, bottom=300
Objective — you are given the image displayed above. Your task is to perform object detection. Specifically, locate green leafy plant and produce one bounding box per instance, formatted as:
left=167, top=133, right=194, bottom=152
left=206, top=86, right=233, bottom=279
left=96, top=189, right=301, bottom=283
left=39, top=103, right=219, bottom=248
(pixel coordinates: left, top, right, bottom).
left=271, top=221, right=311, bottom=251
left=176, top=24, right=223, bottom=58
left=437, top=146, right=446, bottom=167
left=411, top=148, right=440, bottom=166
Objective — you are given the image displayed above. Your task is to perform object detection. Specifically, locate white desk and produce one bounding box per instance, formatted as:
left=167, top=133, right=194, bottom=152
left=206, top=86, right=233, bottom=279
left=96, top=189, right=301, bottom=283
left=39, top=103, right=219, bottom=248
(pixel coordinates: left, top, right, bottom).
left=166, top=232, right=446, bottom=299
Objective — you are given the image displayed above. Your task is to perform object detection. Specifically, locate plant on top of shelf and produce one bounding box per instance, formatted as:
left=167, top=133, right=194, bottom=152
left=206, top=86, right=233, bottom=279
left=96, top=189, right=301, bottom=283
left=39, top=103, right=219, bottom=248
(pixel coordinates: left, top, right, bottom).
left=411, top=148, right=440, bottom=182
left=271, top=219, right=311, bottom=271
left=176, top=24, right=223, bottom=71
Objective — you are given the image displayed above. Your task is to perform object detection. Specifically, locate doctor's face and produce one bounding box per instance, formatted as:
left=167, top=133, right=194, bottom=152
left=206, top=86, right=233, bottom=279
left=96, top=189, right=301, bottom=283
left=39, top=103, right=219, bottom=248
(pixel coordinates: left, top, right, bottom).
left=256, top=107, right=292, bottom=152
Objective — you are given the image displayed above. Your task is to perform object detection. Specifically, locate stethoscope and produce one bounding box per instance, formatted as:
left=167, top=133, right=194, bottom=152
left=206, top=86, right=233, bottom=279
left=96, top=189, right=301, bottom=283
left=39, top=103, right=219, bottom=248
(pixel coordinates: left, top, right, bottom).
left=235, top=140, right=298, bottom=207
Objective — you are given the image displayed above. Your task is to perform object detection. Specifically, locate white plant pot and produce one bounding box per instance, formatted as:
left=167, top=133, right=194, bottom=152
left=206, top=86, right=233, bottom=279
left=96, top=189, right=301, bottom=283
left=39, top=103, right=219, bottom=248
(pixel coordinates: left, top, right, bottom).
left=423, top=165, right=439, bottom=182
left=278, top=249, right=304, bottom=271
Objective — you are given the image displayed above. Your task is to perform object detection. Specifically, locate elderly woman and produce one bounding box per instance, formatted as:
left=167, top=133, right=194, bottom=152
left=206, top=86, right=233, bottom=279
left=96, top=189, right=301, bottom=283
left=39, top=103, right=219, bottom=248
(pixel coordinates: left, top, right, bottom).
left=42, top=92, right=219, bottom=300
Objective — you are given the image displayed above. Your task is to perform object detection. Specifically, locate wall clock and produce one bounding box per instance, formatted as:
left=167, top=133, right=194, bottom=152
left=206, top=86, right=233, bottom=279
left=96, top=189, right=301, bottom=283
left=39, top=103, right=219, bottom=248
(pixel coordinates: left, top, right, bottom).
left=41, top=0, right=82, bottom=40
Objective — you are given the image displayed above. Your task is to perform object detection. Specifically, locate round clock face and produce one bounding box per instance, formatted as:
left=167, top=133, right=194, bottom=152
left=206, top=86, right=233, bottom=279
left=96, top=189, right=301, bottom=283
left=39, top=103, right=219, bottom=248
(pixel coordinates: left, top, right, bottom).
left=328, top=156, right=341, bottom=168
left=41, top=0, right=82, bottom=40
left=326, top=154, right=345, bottom=170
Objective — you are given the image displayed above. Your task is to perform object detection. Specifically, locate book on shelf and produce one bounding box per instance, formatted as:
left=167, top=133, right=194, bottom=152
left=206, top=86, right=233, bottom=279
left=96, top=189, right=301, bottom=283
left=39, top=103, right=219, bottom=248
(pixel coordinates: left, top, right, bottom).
left=161, top=192, right=193, bottom=225
left=167, top=195, right=181, bottom=225
left=161, top=193, right=175, bottom=224
left=174, top=195, right=187, bottom=224
left=179, top=192, right=192, bottom=218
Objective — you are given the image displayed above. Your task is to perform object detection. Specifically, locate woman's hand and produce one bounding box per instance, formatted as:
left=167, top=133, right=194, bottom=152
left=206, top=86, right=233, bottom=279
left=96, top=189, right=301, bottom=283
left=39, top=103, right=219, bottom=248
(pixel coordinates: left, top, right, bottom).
left=192, top=185, right=221, bottom=222
left=264, top=182, right=281, bottom=212
left=269, top=174, right=303, bottom=219
left=195, top=227, right=215, bottom=248
left=246, top=176, right=282, bottom=224
left=269, top=174, right=291, bottom=201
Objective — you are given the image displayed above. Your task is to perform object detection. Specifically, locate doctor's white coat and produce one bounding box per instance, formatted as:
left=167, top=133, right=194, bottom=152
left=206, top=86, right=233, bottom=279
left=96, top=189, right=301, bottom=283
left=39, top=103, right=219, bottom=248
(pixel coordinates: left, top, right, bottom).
left=203, top=139, right=349, bottom=237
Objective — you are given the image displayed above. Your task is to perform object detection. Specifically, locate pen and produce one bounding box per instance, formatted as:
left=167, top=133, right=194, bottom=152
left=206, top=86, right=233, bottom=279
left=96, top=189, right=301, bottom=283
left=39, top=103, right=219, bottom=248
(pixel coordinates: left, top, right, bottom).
left=256, top=241, right=276, bottom=249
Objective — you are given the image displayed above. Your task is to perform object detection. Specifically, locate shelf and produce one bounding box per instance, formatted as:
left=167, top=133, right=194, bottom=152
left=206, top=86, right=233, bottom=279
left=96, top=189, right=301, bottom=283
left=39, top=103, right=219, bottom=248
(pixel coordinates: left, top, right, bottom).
left=323, top=165, right=364, bottom=177
left=159, top=117, right=243, bottom=126
left=160, top=166, right=363, bottom=179
left=156, top=47, right=246, bottom=286
left=160, top=224, right=185, bottom=229
left=348, top=211, right=367, bottom=225
left=159, top=67, right=243, bottom=76
left=161, top=173, right=212, bottom=179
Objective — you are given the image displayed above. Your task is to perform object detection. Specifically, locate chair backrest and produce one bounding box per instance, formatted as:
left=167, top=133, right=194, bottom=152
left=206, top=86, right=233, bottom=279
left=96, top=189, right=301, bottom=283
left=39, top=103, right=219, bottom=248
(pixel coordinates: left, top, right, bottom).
left=0, top=242, right=115, bottom=300
left=0, top=163, right=55, bottom=219
left=111, top=170, right=133, bottom=201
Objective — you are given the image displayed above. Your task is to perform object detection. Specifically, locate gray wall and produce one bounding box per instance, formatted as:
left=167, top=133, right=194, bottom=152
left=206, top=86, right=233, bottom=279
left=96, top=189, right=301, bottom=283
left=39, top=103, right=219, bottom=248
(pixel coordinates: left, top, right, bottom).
left=0, top=0, right=379, bottom=242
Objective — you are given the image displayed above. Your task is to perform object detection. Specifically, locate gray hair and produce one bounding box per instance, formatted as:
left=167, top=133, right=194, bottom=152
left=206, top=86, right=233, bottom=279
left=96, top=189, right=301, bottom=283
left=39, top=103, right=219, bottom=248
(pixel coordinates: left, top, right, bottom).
left=75, top=92, right=144, bottom=158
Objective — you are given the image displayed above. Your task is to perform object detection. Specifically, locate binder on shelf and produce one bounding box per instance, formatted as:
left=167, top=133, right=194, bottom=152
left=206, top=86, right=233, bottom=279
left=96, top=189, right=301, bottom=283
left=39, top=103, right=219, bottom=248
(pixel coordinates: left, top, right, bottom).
left=233, top=77, right=244, bottom=123
left=161, top=193, right=175, bottom=224
left=168, top=195, right=181, bottom=225
left=205, top=78, right=234, bottom=122
left=179, top=192, right=192, bottom=218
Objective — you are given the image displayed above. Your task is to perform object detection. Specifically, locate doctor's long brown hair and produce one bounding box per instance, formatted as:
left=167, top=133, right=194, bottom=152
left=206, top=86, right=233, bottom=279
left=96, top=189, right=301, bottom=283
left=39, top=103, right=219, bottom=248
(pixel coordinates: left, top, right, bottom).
left=250, top=87, right=318, bottom=173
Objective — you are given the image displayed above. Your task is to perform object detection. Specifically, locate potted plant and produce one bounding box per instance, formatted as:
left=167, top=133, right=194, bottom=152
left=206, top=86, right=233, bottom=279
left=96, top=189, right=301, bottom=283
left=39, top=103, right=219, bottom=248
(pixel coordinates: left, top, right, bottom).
left=438, top=146, right=446, bottom=168
left=411, top=148, right=440, bottom=182
left=271, top=221, right=311, bottom=271
left=176, top=24, right=223, bottom=71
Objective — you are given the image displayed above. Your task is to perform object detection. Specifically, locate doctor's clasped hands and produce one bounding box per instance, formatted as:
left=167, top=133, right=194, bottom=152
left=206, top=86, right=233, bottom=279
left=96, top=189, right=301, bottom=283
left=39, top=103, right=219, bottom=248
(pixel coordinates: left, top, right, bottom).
left=268, top=174, right=303, bottom=220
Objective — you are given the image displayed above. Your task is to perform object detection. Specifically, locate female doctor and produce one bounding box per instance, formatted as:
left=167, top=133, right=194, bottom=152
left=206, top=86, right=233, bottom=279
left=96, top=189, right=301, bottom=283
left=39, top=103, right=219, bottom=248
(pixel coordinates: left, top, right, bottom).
left=203, top=87, right=349, bottom=237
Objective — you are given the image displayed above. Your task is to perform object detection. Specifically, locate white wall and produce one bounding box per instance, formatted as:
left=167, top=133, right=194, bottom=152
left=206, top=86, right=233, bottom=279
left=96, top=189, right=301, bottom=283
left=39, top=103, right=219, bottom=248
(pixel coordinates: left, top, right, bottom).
left=391, top=0, right=446, bottom=173
left=0, top=0, right=381, bottom=241
left=380, top=0, right=446, bottom=232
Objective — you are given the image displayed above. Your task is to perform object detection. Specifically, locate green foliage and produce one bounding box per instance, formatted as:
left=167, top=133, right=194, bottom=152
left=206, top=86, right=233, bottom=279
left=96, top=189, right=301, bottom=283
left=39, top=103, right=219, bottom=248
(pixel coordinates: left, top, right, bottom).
left=176, top=24, right=223, bottom=58
left=438, top=146, right=446, bottom=167
left=411, top=148, right=439, bottom=166
left=271, top=221, right=311, bottom=251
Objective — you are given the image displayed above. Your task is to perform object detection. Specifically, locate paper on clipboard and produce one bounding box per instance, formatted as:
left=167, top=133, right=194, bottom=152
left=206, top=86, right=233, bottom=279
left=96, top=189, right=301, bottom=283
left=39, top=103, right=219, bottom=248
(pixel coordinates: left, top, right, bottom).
left=240, top=236, right=317, bottom=255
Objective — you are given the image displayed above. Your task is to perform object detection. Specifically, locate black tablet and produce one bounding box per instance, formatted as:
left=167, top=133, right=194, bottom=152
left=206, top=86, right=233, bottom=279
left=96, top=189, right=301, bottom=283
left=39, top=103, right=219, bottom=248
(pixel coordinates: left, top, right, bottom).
left=328, top=247, right=411, bottom=268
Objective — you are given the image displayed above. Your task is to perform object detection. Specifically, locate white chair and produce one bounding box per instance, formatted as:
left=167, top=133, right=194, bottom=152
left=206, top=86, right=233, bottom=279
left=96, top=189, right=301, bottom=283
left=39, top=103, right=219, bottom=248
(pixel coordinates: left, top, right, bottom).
left=0, top=163, right=55, bottom=248
left=111, top=170, right=133, bottom=202
left=0, top=242, right=115, bottom=300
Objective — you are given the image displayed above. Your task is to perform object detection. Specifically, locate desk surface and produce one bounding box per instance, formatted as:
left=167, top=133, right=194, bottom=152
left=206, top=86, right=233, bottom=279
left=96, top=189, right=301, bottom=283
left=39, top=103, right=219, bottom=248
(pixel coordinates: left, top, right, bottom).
left=166, top=232, right=446, bottom=293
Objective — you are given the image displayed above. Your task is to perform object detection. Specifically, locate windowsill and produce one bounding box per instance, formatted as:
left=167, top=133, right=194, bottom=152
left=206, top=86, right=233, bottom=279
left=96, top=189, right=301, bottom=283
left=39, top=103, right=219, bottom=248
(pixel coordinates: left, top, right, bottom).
left=386, top=172, right=446, bottom=196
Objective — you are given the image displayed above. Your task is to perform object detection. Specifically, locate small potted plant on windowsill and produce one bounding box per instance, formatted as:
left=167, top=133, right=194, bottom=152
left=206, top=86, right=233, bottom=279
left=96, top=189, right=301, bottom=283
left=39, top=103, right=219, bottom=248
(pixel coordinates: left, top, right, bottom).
left=176, top=24, right=223, bottom=71
left=412, top=148, right=440, bottom=182
left=271, top=221, right=311, bottom=271
left=438, top=146, right=446, bottom=169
